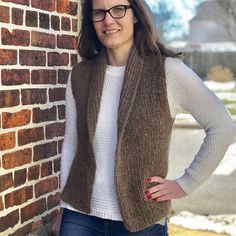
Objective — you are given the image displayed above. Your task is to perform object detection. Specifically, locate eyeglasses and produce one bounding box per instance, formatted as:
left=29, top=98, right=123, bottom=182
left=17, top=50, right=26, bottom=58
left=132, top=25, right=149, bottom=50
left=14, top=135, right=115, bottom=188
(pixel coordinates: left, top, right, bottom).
left=91, top=5, right=132, bottom=22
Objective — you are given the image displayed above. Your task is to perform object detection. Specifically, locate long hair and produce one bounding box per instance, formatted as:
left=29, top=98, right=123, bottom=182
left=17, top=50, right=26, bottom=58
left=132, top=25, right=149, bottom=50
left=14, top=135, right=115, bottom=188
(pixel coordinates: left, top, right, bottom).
left=78, top=0, right=181, bottom=60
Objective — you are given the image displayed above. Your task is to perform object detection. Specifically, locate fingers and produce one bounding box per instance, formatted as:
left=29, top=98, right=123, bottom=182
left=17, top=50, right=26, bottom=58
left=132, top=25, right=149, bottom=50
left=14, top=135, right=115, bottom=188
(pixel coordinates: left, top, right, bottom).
left=146, top=176, right=165, bottom=184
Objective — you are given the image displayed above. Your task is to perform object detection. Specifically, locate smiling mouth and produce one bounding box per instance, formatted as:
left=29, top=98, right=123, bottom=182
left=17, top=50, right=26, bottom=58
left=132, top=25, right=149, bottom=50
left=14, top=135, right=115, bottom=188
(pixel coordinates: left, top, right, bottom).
left=103, top=29, right=120, bottom=34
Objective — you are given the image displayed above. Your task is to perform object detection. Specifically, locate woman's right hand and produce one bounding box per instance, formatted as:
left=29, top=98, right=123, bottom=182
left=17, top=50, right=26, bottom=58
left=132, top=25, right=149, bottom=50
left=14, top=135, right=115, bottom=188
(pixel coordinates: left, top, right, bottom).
left=52, top=208, right=64, bottom=236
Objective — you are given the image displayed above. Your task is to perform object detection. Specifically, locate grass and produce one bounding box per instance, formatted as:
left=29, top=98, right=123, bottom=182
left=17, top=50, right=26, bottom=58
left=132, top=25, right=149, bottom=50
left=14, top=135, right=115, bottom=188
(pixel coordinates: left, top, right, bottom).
left=169, top=224, right=228, bottom=236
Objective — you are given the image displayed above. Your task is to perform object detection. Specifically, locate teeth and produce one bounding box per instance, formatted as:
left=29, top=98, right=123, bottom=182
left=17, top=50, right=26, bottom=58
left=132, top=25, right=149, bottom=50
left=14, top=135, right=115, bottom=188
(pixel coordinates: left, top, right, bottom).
left=104, top=30, right=119, bottom=34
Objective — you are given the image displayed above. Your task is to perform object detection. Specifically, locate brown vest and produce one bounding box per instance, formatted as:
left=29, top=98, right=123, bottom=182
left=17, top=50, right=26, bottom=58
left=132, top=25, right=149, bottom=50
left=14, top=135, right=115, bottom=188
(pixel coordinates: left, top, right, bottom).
left=61, top=46, right=175, bottom=232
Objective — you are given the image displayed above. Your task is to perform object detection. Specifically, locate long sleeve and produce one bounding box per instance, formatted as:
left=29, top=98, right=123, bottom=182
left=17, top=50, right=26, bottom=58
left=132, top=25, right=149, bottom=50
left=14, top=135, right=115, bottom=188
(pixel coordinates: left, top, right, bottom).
left=165, top=57, right=236, bottom=195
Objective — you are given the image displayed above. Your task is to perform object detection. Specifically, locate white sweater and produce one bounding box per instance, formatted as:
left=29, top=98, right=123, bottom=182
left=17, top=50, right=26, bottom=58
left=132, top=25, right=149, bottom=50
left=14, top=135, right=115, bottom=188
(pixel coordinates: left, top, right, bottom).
left=60, top=57, right=236, bottom=224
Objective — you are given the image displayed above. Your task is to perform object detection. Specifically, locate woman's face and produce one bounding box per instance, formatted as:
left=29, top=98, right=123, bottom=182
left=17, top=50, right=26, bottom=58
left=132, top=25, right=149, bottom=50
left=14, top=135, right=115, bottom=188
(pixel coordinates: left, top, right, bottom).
left=92, top=0, right=137, bottom=52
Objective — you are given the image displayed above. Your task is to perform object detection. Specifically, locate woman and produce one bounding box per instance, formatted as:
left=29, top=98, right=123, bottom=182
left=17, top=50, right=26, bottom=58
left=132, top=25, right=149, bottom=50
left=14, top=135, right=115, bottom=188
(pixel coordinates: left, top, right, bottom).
left=57, top=0, right=236, bottom=235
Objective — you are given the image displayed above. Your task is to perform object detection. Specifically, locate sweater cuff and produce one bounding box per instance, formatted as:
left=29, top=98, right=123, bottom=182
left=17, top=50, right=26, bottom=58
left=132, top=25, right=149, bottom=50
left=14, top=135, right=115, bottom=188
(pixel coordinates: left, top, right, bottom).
left=175, top=174, right=200, bottom=195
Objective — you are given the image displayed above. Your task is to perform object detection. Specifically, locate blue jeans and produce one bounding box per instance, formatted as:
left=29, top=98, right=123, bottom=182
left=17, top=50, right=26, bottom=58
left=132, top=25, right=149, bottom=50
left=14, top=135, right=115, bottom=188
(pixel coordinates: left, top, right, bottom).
left=60, top=208, right=168, bottom=236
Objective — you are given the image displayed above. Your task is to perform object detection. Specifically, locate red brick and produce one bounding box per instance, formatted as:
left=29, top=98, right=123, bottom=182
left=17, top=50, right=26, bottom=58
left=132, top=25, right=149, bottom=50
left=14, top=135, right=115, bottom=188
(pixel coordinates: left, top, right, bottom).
left=0, top=132, right=15, bottom=151
left=9, top=222, right=33, bottom=236
left=1, top=69, right=30, bottom=85
left=2, top=148, right=32, bottom=169
left=21, top=199, right=46, bottom=223
left=0, top=90, right=20, bottom=108
left=18, top=127, right=44, bottom=146
left=31, top=0, right=55, bottom=11
left=33, top=141, right=57, bottom=161
left=41, top=161, right=52, bottom=177
left=46, top=122, right=65, bottom=139
left=0, top=6, right=10, bottom=23
left=12, top=8, right=24, bottom=25
left=35, top=177, right=58, bottom=197
left=0, top=210, right=19, bottom=232
left=57, top=0, right=78, bottom=16
left=2, top=0, right=29, bottom=6
left=0, top=173, right=14, bottom=192
left=21, top=88, right=47, bottom=105
left=28, top=165, right=40, bottom=181
left=25, top=10, right=38, bottom=27
left=14, top=169, right=27, bottom=187
left=58, top=69, right=70, bottom=84
left=47, top=192, right=60, bottom=210
left=57, top=139, right=63, bottom=154
left=57, top=35, right=77, bottom=49
left=58, top=105, right=65, bottom=120
left=49, top=88, right=66, bottom=102
left=54, top=157, right=60, bottom=173
left=31, top=31, right=55, bottom=49
left=31, top=69, right=56, bottom=84
left=71, top=53, right=78, bottom=67
left=0, top=196, right=3, bottom=211
left=0, top=49, right=17, bottom=65
left=2, top=109, right=31, bottom=128
left=32, top=219, right=43, bottom=232
left=19, top=50, right=46, bottom=66
left=48, top=52, right=69, bottom=66
left=5, top=186, right=33, bottom=208
left=33, top=106, right=57, bottom=123
left=51, top=15, right=60, bottom=31
left=61, top=16, right=71, bottom=31
left=42, top=208, right=58, bottom=224
left=39, top=13, right=49, bottom=29
left=1, top=28, right=30, bottom=46
left=72, top=18, right=78, bottom=32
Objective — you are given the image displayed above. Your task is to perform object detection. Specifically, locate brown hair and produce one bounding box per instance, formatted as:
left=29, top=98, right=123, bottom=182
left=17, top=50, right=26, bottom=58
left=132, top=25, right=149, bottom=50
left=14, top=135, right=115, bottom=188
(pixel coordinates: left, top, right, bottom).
left=78, top=0, right=181, bottom=60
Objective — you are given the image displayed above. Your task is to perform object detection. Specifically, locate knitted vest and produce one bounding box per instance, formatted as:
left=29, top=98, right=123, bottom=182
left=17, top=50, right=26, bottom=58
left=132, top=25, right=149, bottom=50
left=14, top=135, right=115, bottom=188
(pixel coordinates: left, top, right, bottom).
left=61, top=46, right=175, bottom=232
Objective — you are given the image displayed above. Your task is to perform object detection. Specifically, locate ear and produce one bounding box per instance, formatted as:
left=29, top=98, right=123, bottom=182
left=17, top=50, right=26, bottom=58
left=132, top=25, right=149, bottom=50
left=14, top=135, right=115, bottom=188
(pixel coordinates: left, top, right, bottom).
left=133, top=16, right=138, bottom=24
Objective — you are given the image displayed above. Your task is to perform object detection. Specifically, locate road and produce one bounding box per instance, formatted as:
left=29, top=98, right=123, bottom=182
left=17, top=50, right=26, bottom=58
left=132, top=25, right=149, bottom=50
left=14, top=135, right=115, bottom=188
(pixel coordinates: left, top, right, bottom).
left=167, top=128, right=236, bottom=215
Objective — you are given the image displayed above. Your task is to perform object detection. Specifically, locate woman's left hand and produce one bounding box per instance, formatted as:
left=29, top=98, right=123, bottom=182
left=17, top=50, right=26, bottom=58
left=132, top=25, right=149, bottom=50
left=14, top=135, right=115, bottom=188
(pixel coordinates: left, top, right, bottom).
left=144, top=176, right=186, bottom=202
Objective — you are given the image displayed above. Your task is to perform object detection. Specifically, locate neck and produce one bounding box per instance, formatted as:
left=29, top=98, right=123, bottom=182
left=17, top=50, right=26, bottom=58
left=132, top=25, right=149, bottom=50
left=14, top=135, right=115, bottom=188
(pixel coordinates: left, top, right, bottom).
left=106, top=44, right=133, bottom=67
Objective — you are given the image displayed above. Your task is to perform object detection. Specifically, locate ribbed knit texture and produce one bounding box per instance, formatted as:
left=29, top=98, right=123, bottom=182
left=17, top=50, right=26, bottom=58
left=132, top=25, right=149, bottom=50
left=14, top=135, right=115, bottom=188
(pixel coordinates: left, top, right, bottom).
left=60, top=50, right=236, bottom=232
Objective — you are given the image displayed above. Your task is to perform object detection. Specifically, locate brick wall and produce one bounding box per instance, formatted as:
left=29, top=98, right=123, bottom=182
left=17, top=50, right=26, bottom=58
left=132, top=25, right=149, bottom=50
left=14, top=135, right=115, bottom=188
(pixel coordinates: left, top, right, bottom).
left=0, top=0, right=79, bottom=235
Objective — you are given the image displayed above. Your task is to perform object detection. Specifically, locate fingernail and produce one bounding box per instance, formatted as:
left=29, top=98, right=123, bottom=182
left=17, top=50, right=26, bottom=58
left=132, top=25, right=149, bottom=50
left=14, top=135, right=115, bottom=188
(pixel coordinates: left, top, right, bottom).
left=144, top=190, right=150, bottom=195
left=146, top=178, right=152, bottom=182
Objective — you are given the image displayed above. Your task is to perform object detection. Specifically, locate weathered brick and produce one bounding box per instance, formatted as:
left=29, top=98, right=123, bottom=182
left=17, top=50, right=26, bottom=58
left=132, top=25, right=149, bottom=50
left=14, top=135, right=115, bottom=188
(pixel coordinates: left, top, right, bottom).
left=31, top=0, right=55, bottom=11
left=39, top=13, right=49, bottom=29
left=49, top=88, right=66, bottom=102
left=0, top=90, right=19, bottom=108
left=35, top=177, right=58, bottom=197
left=28, top=165, right=40, bottom=181
left=2, top=148, right=32, bottom=169
left=5, top=186, right=33, bottom=208
left=18, top=127, right=44, bottom=146
left=21, top=88, right=47, bottom=105
left=12, top=8, right=24, bottom=25
left=14, top=169, right=27, bottom=187
left=42, top=209, right=58, bottom=224
left=48, top=52, right=69, bottom=66
left=1, top=28, right=30, bottom=46
left=0, top=173, right=14, bottom=192
left=71, top=53, right=78, bottom=67
left=57, top=35, right=77, bottom=49
left=32, top=219, right=43, bottom=232
left=2, top=0, right=29, bottom=6
left=0, top=210, right=19, bottom=232
left=9, top=223, right=33, bottom=236
left=33, top=106, right=57, bottom=123
left=47, top=192, right=60, bottom=210
left=19, top=50, right=46, bottom=66
left=51, top=15, right=60, bottom=31
left=57, top=139, right=63, bottom=154
left=58, top=105, right=65, bottom=120
left=31, top=69, right=56, bottom=84
left=0, top=132, right=15, bottom=151
left=1, top=69, right=30, bottom=85
left=2, top=109, right=31, bottom=128
left=31, top=31, right=55, bottom=49
left=61, top=16, right=71, bottom=31
left=0, top=6, right=10, bottom=23
left=58, top=69, right=70, bottom=84
left=0, top=197, right=3, bottom=211
left=41, top=161, right=52, bottom=177
left=21, top=199, right=47, bottom=223
left=46, top=122, right=65, bottom=140
left=57, top=0, right=78, bottom=16
left=72, top=18, right=78, bottom=32
left=54, top=157, right=60, bottom=173
left=0, top=49, right=17, bottom=65
left=33, top=141, right=57, bottom=161
left=25, top=10, right=38, bottom=27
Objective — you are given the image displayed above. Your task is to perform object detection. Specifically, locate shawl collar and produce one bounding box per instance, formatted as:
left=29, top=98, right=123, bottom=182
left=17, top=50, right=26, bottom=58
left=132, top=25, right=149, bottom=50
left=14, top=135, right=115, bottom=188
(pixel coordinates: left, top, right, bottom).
left=87, top=46, right=144, bottom=145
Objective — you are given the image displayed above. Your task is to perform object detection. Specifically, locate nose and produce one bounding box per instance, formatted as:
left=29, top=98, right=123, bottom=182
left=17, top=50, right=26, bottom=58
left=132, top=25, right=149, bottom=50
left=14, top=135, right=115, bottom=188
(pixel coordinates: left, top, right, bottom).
left=103, top=11, right=115, bottom=25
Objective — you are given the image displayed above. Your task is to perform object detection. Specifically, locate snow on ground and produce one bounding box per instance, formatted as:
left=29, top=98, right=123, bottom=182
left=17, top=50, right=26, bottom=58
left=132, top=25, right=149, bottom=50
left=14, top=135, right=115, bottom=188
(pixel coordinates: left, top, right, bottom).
left=204, top=81, right=235, bottom=92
